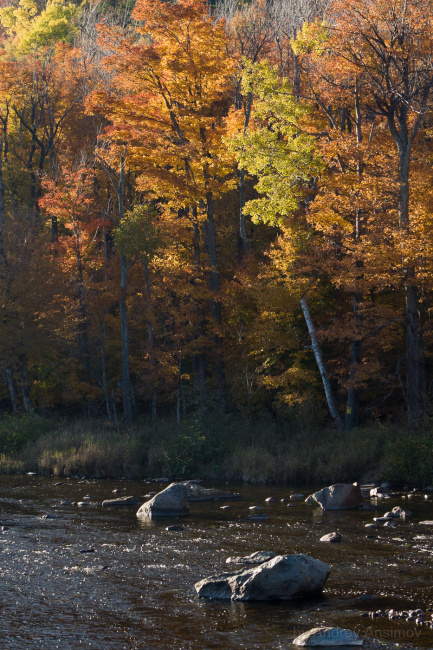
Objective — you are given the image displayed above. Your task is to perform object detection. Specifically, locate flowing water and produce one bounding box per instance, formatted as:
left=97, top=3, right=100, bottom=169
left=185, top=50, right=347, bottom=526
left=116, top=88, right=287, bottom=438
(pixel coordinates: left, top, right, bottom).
left=1, top=475, right=433, bottom=649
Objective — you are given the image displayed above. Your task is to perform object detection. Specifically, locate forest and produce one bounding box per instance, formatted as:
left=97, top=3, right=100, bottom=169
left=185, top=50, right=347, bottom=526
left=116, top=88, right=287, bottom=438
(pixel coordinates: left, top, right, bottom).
left=0, top=0, right=433, bottom=483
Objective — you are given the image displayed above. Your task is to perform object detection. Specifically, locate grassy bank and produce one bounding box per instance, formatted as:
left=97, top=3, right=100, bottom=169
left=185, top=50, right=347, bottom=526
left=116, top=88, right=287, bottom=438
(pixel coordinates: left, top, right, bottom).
left=0, top=411, right=432, bottom=486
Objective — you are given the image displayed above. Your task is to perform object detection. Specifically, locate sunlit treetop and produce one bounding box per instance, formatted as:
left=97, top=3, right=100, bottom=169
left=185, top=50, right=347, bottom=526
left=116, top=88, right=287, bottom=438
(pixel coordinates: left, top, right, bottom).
left=0, top=0, right=80, bottom=55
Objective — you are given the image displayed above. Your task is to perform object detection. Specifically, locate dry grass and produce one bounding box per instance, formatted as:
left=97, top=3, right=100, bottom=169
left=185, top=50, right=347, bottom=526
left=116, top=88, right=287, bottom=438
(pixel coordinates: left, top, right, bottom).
left=0, top=412, right=405, bottom=485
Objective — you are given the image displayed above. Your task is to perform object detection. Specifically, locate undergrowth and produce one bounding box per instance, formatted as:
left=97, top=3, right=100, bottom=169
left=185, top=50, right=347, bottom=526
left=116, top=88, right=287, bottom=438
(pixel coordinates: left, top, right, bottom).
left=0, top=410, right=430, bottom=486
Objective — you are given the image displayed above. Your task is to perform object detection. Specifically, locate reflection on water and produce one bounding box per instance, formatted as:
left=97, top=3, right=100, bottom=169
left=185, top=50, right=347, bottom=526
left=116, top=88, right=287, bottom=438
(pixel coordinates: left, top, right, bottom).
left=0, top=475, right=432, bottom=648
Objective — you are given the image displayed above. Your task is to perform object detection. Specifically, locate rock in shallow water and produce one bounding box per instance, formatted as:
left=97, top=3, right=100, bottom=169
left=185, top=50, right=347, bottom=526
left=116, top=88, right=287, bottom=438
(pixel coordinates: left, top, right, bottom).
left=293, top=627, right=363, bottom=646
left=309, top=484, right=363, bottom=510
left=320, top=532, right=342, bottom=543
left=181, top=482, right=240, bottom=501
left=136, top=483, right=190, bottom=518
left=391, top=506, right=412, bottom=518
left=195, top=553, right=330, bottom=601
left=102, top=496, right=138, bottom=507
left=225, top=551, right=276, bottom=565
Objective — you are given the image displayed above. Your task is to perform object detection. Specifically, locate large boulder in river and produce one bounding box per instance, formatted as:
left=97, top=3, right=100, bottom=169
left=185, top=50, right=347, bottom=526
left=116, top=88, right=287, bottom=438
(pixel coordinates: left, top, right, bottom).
left=308, top=483, right=363, bottom=510
left=195, top=553, right=330, bottom=601
left=136, top=483, right=190, bottom=518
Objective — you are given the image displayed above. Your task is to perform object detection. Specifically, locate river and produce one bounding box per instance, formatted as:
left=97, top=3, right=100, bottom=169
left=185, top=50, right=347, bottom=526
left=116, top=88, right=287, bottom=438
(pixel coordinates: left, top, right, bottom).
left=1, top=475, right=433, bottom=649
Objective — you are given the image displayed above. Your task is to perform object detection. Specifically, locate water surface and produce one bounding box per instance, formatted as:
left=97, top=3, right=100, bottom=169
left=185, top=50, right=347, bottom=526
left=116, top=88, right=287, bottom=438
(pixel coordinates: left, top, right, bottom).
left=1, top=476, right=433, bottom=649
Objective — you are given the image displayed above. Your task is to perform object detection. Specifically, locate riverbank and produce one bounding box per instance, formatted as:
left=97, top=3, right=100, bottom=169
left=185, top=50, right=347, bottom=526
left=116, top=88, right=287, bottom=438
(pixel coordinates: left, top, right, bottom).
left=0, top=412, right=432, bottom=486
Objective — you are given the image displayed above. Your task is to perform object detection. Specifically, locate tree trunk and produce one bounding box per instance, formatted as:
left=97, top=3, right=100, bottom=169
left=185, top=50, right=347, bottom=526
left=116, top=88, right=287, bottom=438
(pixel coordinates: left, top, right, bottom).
left=143, top=260, right=157, bottom=423
left=405, top=274, right=421, bottom=420
left=301, top=298, right=342, bottom=427
left=345, top=306, right=362, bottom=429
left=116, top=150, right=133, bottom=427
left=120, top=252, right=132, bottom=427
left=238, top=91, right=253, bottom=256
left=0, top=138, right=6, bottom=266
left=395, top=130, right=421, bottom=421
left=345, top=89, right=363, bottom=429
left=205, top=192, right=227, bottom=411
left=193, top=212, right=207, bottom=409
left=176, top=353, right=182, bottom=427
left=99, top=323, right=113, bottom=422
left=19, top=355, right=33, bottom=415
left=6, top=367, right=18, bottom=415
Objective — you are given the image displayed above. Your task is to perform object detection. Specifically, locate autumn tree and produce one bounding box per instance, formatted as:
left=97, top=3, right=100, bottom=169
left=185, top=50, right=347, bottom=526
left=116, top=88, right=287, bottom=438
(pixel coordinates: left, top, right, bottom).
left=296, top=0, right=433, bottom=422
left=88, top=0, right=235, bottom=410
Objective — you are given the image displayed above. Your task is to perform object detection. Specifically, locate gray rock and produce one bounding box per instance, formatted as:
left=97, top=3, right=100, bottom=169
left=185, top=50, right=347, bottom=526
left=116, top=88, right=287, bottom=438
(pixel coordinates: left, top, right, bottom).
left=246, top=514, right=269, bottom=520
left=364, top=523, right=378, bottom=529
left=310, top=484, right=363, bottom=510
left=383, top=521, right=395, bottom=527
left=369, top=487, right=390, bottom=497
left=373, top=516, right=393, bottom=523
left=182, top=483, right=240, bottom=501
left=40, top=513, right=61, bottom=519
left=226, top=551, right=276, bottom=565
left=166, top=525, right=183, bottom=531
left=320, top=532, right=342, bottom=543
left=384, top=511, right=399, bottom=518
left=249, top=506, right=261, bottom=511
left=136, top=483, right=190, bottom=518
left=265, top=497, right=277, bottom=503
left=419, top=520, right=433, bottom=525
left=293, top=627, right=363, bottom=646
left=102, top=496, right=138, bottom=507
left=392, top=506, right=412, bottom=518
left=290, top=494, right=305, bottom=500
left=305, top=495, right=315, bottom=503
left=195, top=553, right=330, bottom=601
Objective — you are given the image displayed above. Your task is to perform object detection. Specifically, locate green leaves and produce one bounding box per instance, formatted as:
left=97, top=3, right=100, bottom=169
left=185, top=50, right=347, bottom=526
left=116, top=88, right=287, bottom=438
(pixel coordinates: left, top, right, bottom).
left=113, top=204, right=160, bottom=262
left=0, top=0, right=79, bottom=55
left=227, top=59, right=321, bottom=226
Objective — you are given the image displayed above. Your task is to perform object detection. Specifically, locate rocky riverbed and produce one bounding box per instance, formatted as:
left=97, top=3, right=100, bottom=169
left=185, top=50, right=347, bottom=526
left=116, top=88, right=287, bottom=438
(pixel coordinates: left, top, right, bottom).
left=0, top=475, right=433, bottom=649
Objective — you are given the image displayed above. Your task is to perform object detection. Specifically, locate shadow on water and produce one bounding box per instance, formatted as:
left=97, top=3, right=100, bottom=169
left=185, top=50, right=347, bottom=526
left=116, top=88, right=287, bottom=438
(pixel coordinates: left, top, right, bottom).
left=0, top=475, right=433, bottom=648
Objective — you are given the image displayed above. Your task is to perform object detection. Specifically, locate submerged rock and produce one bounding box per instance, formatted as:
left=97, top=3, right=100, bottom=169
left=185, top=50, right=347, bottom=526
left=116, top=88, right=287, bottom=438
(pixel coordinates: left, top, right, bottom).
left=225, top=551, right=276, bottom=565
left=293, top=627, right=363, bottom=646
left=319, top=532, right=342, bottom=543
left=245, top=514, right=269, bottom=521
left=102, top=496, right=138, bottom=507
left=195, top=553, right=330, bottom=601
left=136, top=483, right=190, bottom=518
left=309, top=484, right=363, bottom=510
left=182, top=482, right=240, bottom=501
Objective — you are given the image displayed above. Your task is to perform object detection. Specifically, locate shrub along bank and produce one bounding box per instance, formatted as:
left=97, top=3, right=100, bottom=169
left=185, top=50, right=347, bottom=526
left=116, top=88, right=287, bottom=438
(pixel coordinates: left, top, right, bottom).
left=1, top=412, right=432, bottom=487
